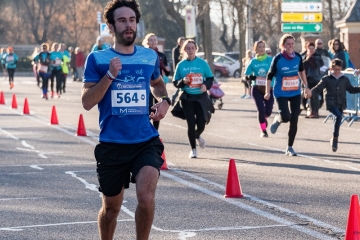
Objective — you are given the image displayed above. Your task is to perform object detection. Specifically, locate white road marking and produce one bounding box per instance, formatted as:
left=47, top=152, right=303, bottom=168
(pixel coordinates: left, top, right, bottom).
left=0, top=127, right=19, bottom=140
left=0, top=197, right=45, bottom=201
left=0, top=219, right=133, bottom=231
left=172, top=168, right=344, bottom=235
left=30, top=165, right=44, bottom=170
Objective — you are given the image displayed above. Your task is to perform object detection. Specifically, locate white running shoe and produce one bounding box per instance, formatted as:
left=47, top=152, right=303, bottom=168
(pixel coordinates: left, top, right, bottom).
left=189, top=149, right=197, bottom=158
left=196, top=136, right=206, bottom=149
left=244, top=94, right=252, bottom=99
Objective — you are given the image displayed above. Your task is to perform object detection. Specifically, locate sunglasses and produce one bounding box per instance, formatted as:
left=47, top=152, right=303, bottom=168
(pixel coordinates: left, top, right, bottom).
left=317, top=43, right=323, bottom=45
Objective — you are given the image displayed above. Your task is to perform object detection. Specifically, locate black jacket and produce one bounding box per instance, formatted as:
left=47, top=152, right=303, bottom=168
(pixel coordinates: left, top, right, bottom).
left=303, top=52, right=324, bottom=86
left=172, top=45, right=181, bottom=71
left=312, top=73, right=360, bottom=110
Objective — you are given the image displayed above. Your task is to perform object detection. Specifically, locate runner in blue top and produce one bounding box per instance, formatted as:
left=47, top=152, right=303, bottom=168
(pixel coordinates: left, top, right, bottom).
left=173, top=39, right=214, bottom=158
left=81, top=1, right=169, bottom=239
left=0, top=48, right=7, bottom=81
left=245, top=40, right=274, bottom=138
left=33, top=43, right=51, bottom=99
left=49, top=43, right=64, bottom=98
left=2, top=46, right=19, bottom=89
left=265, top=34, right=312, bottom=156
left=91, top=36, right=111, bottom=52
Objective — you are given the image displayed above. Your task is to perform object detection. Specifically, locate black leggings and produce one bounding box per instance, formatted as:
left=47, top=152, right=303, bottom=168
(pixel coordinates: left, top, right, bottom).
left=182, top=99, right=206, bottom=149
left=7, top=68, right=15, bottom=83
left=275, top=94, right=301, bottom=147
left=51, top=69, right=62, bottom=93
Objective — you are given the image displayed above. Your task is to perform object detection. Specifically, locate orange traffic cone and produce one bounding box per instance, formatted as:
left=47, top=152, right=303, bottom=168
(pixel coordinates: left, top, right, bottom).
left=0, top=91, right=4, bottom=104
left=22, top=98, right=30, bottom=115
left=76, top=114, right=87, bottom=136
left=50, top=105, right=59, bottom=124
left=344, top=194, right=360, bottom=240
left=224, top=159, right=244, bottom=198
left=159, top=138, right=168, bottom=170
left=11, top=94, right=18, bottom=109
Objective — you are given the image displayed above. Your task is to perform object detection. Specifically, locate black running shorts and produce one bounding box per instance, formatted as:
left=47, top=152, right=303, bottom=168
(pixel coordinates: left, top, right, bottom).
left=94, top=136, right=164, bottom=197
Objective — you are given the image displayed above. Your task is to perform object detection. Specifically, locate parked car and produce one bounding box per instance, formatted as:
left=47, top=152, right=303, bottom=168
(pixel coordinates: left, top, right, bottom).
left=196, top=52, right=241, bottom=78
left=213, top=62, right=230, bottom=78
left=224, top=51, right=240, bottom=61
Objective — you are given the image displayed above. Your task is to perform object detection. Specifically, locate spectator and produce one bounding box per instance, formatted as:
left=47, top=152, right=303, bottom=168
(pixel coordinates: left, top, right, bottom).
left=75, top=47, right=85, bottom=82
left=68, top=46, right=78, bottom=81
left=241, top=50, right=253, bottom=99
left=314, top=38, right=331, bottom=58
left=329, top=39, right=347, bottom=70
left=172, top=36, right=186, bottom=71
left=303, top=42, right=324, bottom=118
left=91, top=36, right=110, bottom=52
left=265, top=47, right=272, bottom=56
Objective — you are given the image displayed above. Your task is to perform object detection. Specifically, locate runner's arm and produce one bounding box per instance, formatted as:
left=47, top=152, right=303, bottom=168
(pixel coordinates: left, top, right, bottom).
left=81, top=77, right=112, bottom=111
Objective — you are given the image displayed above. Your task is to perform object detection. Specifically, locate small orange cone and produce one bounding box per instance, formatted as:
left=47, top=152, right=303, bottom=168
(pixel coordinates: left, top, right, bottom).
left=344, top=194, right=360, bottom=240
left=0, top=91, right=4, bottom=104
left=23, top=98, right=30, bottom=115
left=50, top=105, right=59, bottom=124
left=11, top=94, right=18, bottom=109
left=76, top=114, right=87, bottom=136
left=159, top=138, right=168, bottom=170
left=224, top=159, right=244, bottom=198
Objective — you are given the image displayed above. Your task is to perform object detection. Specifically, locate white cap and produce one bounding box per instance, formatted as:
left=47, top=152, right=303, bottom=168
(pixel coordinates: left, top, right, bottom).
left=97, top=36, right=104, bottom=42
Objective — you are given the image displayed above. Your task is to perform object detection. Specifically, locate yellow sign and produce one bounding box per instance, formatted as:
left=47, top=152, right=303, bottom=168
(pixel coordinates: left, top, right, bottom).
left=281, top=13, right=322, bottom=22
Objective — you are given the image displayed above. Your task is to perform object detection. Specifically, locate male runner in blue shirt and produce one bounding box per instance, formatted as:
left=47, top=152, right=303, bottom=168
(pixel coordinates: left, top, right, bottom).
left=81, top=1, right=170, bottom=239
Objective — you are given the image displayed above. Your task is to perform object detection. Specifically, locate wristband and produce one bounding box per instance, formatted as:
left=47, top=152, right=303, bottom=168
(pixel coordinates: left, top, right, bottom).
left=304, top=85, right=308, bottom=88
left=106, top=70, right=115, bottom=81
left=106, top=70, right=116, bottom=80
left=160, top=96, right=171, bottom=106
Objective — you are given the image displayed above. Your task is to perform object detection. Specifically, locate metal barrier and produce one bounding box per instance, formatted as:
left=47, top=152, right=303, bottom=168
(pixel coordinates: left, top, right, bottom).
left=323, top=71, right=360, bottom=127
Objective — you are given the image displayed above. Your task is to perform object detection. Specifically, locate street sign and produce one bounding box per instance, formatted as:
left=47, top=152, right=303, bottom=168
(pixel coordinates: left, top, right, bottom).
left=281, top=13, right=322, bottom=22
left=283, top=0, right=320, bottom=2
left=99, top=23, right=111, bottom=37
left=281, top=2, right=322, bottom=12
left=281, top=23, right=323, bottom=33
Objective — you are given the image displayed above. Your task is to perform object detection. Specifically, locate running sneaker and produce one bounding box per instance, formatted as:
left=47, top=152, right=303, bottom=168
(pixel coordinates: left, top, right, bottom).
left=261, top=130, right=268, bottom=138
left=330, top=137, right=338, bottom=152
left=51, top=91, right=55, bottom=98
left=244, top=94, right=252, bottom=99
left=285, top=146, right=297, bottom=156
left=270, top=115, right=281, bottom=134
left=240, top=94, right=246, bottom=98
left=9, top=82, right=14, bottom=89
left=189, top=149, right=197, bottom=158
left=196, top=136, right=206, bottom=149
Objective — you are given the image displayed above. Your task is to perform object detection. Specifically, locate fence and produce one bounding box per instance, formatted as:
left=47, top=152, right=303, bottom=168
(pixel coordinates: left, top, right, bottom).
left=323, top=71, right=360, bottom=127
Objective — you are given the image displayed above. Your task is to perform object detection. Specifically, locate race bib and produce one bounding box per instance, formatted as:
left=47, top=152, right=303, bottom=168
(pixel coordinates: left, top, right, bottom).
left=38, top=64, right=48, bottom=73
left=187, top=73, right=203, bottom=88
left=255, top=77, right=266, bottom=86
left=55, top=58, right=61, bottom=65
left=282, top=76, right=299, bottom=91
left=6, top=56, right=14, bottom=62
left=111, top=82, right=147, bottom=116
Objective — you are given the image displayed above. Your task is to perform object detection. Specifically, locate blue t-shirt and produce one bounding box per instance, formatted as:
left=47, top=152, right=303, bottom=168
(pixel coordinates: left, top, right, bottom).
left=174, top=57, right=213, bottom=95
left=3, top=53, right=19, bottom=69
left=50, top=51, right=63, bottom=71
left=267, top=52, right=304, bottom=98
left=245, top=56, right=274, bottom=87
left=84, top=46, right=161, bottom=144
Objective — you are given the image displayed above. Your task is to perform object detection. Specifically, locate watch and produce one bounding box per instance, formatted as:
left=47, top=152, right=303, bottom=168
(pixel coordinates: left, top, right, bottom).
left=160, top=96, right=171, bottom=106
left=304, top=85, right=308, bottom=88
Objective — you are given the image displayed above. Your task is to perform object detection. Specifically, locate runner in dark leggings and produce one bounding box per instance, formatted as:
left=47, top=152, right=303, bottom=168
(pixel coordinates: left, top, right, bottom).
left=244, top=40, right=274, bottom=137
left=173, top=39, right=214, bottom=158
left=265, top=34, right=312, bottom=156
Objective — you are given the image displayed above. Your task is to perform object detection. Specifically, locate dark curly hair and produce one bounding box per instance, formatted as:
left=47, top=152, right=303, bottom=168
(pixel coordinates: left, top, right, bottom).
left=104, top=0, right=141, bottom=26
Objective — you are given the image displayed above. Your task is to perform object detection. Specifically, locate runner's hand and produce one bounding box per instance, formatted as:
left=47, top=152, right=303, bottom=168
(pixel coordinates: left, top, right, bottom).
left=304, top=88, right=312, bottom=99
left=264, top=92, right=270, bottom=100
left=183, top=77, right=189, bottom=84
left=109, top=57, right=122, bottom=77
left=150, top=100, right=169, bottom=121
left=200, top=84, right=207, bottom=92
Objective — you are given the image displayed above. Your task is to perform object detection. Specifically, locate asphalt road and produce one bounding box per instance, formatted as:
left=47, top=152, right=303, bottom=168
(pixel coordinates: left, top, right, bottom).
left=0, top=76, right=359, bottom=240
